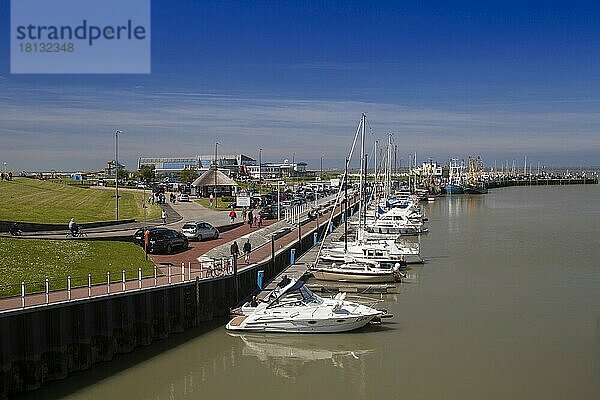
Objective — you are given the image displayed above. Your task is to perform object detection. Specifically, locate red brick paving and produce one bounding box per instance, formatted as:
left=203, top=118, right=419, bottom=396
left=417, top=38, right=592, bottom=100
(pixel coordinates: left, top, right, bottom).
left=0, top=205, right=344, bottom=313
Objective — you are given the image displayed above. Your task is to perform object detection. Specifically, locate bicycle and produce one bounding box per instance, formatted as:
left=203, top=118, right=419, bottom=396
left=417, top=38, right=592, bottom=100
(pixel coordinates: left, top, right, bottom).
left=65, top=230, right=88, bottom=238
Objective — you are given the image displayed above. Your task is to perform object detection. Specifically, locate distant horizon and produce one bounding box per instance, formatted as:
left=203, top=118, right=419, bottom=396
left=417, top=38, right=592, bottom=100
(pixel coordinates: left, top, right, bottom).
left=1, top=1, right=599, bottom=171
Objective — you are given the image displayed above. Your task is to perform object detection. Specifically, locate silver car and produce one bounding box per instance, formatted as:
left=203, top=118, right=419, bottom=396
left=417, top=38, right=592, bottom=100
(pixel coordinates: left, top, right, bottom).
left=181, top=221, right=219, bottom=241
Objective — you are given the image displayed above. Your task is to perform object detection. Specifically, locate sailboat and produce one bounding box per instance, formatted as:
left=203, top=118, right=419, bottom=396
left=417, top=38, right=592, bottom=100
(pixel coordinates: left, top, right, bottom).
left=309, top=114, right=403, bottom=284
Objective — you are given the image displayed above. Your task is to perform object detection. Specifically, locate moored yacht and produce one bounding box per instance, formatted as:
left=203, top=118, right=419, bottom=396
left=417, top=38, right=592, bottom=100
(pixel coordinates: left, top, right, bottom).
left=226, top=278, right=383, bottom=333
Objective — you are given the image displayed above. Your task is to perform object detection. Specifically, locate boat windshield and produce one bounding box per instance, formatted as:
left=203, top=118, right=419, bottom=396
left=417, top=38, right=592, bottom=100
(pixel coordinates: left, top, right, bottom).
left=299, top=285, right=323, bottom=304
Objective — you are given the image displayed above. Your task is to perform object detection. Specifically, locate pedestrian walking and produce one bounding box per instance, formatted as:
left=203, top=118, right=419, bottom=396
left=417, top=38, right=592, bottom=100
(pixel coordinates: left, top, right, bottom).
left=257, top=213, right=262, bottom=228
left=229, top=209, right=237, bottom=223
left=243, top=239, right=252, bottom=263
left=161, top=208, right=167, bottom=224
left=230, top=240, right=239, bottom=259
left=247, top=209, right=253, bottom=228
left=253, top=214, right=259, bottom=228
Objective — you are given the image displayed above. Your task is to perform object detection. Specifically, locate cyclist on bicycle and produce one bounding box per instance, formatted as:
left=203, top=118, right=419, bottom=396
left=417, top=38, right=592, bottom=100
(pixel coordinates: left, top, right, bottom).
left=68, top=218, right=79, bottom=235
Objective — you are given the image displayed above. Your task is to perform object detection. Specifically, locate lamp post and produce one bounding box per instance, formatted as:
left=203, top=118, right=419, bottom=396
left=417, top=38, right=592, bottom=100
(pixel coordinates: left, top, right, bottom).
left=214, top=142, right=219, bottom=208
left=320, top=153, right=324, bottom=180
left=258, top=148, right=262, bottom=194
left=115, top=130, right=122, bottom=220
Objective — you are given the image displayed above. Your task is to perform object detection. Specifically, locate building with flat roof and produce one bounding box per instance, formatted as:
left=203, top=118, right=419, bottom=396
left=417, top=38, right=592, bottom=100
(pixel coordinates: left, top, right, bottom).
left=138, top=154, right=255, bottom=177
left=247, top=161, right=307, bottom=179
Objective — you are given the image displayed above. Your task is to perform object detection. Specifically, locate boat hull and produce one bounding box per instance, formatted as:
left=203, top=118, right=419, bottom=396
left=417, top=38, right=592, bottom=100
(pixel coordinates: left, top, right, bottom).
left=226, top=314, right=378, bottom=333
left=311, top=269, right=398, bottom=283
left=463, top=184, right=488, bottom=194
left=445, top=183, right=464, bottom=194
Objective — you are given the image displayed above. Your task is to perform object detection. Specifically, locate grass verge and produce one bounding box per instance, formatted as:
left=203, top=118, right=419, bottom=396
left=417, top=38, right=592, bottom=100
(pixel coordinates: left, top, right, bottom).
left=0, top=178, right=160, bottom=223
left=0, top=237, right=157, bottom=297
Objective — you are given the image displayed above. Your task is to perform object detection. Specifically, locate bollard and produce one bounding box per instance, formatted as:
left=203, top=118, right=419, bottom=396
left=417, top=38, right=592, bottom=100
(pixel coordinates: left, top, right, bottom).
left=138, top=268, right=142, bottom=289
left=45, top=278, right=49, bottom=304
left=107, top=272, right=111, bottom=294
left=154, top=266, right=157, bottom=287
left=181, top=262, right=185, bottom=282
left=168, top=265, right=172, bottom=284
left=122, top=270, right=126, bottom=292
left=67, top=276, right=71, bottom=301
left=313, top=232, right=318, bottom=245
left=290, top=248, right=296, bottom=265
left=88, top=274, right=92, bottom=297
left=21, top=282, right=25, bottom=309
left=257, top=270, right=264, bottom=290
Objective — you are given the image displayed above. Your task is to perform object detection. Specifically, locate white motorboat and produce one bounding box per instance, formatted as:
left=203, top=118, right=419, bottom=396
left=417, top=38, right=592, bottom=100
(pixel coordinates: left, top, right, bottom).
left=226, top=278, right=382, bottom=333
left=365, top=207, right=428, bottom=235
left=320, top=239, right=418, bottom=267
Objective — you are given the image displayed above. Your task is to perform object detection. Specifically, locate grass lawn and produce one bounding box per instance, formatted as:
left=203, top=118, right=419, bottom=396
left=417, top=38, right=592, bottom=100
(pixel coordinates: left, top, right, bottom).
left=195, top=197, right=237, bottom=211
left=0, top=178, right=160, bottom=223
left=0, top=237, right=157, bottom=296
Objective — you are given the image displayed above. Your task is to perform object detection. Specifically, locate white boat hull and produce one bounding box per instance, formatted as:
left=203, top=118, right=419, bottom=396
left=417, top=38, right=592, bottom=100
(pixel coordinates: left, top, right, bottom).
left=226, top=314, right=377, bottom=333
left=311, top=269, right=398, bottom=283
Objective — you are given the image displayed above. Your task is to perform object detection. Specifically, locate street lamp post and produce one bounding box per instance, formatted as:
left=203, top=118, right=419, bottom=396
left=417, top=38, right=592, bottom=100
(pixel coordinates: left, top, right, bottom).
left=259, top=148, right=262, bottom=194
left=320, top=153, right=324, bottom=180
left=214, top=142, right=219, bottom=208
left=115, top=130, right=122, bottom=220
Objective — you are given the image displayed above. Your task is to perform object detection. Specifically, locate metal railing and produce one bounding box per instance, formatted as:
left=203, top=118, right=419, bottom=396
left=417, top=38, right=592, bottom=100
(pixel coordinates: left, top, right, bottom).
left=0, top=258, right=237, bottom=312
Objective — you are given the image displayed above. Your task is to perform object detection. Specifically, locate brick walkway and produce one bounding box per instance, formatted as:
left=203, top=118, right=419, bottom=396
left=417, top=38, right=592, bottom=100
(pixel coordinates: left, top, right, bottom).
left=0, top=204, right=343, bottom=313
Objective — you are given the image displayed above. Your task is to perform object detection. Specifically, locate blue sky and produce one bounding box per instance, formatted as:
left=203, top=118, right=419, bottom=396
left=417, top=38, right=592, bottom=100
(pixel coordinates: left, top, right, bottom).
left=1, top=0, right=599, bottom=171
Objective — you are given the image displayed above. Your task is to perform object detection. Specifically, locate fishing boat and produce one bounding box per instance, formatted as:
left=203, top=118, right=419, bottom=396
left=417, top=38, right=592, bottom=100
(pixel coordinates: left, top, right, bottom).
left=462, top=155, right=488, bottom=194
left=225, top=278, right=383, bottom=333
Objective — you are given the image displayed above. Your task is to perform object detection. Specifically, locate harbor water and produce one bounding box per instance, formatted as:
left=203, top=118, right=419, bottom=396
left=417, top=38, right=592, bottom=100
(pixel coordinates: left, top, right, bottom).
left=23, top=185, right=600, bottom=400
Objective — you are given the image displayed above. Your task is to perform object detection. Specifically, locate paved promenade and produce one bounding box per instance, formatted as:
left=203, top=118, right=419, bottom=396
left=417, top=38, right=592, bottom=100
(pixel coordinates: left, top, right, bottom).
left=0, top=195, right=344, bottom=313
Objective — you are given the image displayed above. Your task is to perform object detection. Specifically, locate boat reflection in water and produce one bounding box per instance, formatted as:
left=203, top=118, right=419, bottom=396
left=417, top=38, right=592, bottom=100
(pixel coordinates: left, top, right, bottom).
left=229, top=332, right=378, bottom=380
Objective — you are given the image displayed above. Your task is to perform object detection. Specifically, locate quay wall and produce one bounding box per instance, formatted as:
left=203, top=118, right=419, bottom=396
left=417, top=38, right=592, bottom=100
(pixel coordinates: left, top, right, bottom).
left=0, top=203, right=356, bottom=398
left=487, top=177, right=597, bottom=189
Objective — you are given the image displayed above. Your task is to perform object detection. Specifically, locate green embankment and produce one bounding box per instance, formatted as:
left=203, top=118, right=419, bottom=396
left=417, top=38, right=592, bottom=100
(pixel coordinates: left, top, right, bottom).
left=0, top=237, right=156, bottom=296
left=0, top=178, right=160, bottom=223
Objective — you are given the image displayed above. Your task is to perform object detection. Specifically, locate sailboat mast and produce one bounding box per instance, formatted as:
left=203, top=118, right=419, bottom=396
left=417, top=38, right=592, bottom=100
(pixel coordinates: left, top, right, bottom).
left=344, top=157, right=348, bottom=252
left=359, top=113, right=366, bottom=230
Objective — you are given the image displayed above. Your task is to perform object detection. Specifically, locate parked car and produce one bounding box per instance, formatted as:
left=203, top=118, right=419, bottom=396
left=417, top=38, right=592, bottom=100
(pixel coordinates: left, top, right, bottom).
left=259, top=205, right=279, bottom=220
left=181, top=221, right=219, bottom=241
left=133, top=227, right=189, bottom=254
left=177, top=193, right=190, bottom=202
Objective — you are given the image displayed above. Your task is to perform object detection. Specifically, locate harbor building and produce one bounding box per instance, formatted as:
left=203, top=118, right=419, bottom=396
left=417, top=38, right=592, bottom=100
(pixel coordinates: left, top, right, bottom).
left=138, top=154, right=256, bottom=177
left=246, top=160, right=308, bottom=179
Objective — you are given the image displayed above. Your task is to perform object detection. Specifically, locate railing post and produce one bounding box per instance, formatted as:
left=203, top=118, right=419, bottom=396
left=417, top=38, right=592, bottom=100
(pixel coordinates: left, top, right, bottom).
left=21, top=282, right=25, bottom=309
left=154, top=265, right=157, bottom=286
left=122, top=270, right=126, bottom=292
left=138, top=268, right=142, bottom=289
left=88, top=273, right=92, bottom=297
left=181, top=262, right=185, bottom=282
left=168, top=265, right=172, bottom=284
left=45, top=278, right=49, bottom=304
left=107, top=272, right=111, bottom=294
left=67, top=276, right=71, bottom=301
left=188, top=262, right=191, bottom=281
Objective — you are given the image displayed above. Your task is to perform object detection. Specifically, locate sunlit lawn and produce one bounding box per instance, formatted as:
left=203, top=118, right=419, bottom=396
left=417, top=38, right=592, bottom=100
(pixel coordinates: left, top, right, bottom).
left=0, top=178, right=160, bottom=223
left=0, top=237, right=157, bottom=296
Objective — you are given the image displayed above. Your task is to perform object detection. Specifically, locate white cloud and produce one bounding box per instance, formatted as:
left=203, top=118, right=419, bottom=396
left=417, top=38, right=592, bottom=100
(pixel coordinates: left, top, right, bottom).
left=0, top=85, right=599, bottom=170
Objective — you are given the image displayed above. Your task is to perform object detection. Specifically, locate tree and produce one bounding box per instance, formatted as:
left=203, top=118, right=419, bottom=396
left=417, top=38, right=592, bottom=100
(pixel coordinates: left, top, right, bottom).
left=138, top=165, right=156, bottom=183
left=179, top=169, right=199, bottom=185
left=117, top=168, right=129, bottom=180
